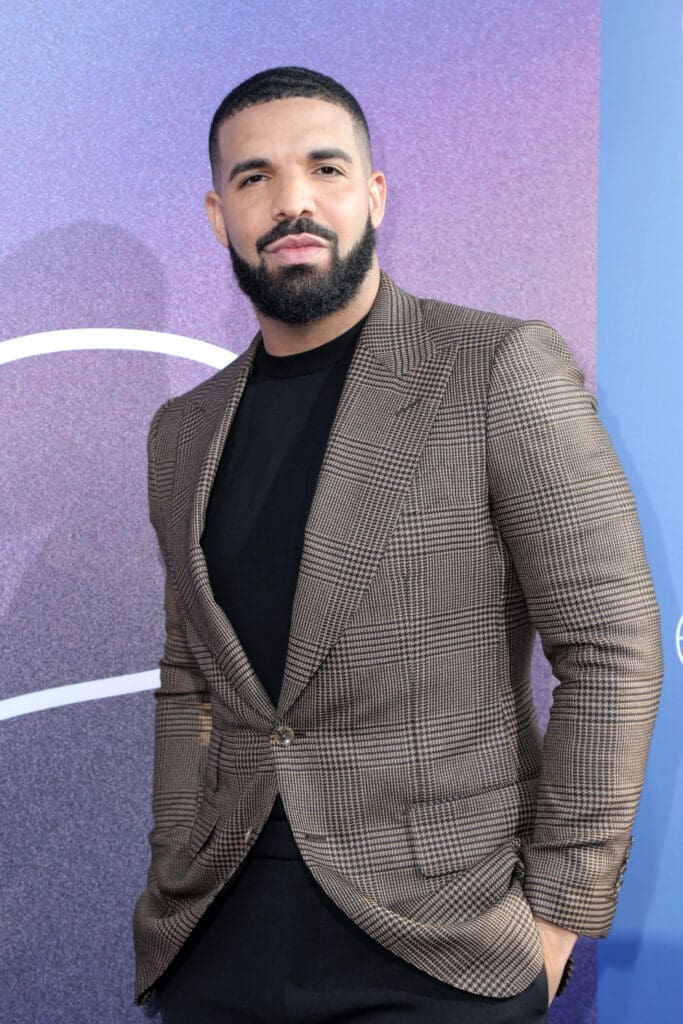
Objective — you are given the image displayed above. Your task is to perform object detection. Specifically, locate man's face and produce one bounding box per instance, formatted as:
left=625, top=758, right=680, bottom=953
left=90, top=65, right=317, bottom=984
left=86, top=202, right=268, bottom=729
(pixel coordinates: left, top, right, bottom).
left=205, top=96, right=386, bottom=324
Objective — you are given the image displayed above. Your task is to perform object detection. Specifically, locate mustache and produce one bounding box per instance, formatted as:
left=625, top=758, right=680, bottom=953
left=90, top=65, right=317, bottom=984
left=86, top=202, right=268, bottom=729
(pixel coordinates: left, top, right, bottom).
left=255, top=217, right=338, bottom=254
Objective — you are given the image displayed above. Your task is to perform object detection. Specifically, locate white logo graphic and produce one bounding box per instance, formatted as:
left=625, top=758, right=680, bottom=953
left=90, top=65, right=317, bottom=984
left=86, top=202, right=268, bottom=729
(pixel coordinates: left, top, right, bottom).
left=676, top=616, right=683, bottom=666
left=0, top=327, right=236, bottom=721
left=0, top=327, right=234, bottom=368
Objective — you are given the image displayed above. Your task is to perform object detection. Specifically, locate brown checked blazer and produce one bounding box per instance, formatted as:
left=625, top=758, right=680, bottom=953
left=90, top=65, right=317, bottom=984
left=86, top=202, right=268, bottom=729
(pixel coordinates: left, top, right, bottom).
left=133, top=271, right=662, bottom=1005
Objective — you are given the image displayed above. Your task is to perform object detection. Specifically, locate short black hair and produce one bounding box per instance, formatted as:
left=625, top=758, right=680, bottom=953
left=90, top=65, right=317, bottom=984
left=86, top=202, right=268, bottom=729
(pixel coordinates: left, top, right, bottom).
left=208, top=66, right=372, bottom=186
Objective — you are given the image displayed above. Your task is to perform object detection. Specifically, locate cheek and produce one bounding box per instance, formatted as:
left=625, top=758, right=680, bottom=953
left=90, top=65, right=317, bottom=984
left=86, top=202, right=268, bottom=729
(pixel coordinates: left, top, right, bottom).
left=224, top=217, right=261, bottom=257
left=222, top=197, right=264, bottom=248
left=329, top=194, right=370, bottom=246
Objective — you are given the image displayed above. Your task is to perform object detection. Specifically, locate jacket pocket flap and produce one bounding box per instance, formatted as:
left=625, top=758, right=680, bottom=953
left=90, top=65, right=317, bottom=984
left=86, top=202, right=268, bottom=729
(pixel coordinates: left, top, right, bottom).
left=408, top=777, right=538, bottom=877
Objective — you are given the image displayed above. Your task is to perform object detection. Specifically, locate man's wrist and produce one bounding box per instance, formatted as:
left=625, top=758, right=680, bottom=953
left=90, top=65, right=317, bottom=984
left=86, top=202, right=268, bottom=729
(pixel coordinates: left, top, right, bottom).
left=533, top=916, right=579, bottom=1005
left=533, top=915, right=579, bottom=951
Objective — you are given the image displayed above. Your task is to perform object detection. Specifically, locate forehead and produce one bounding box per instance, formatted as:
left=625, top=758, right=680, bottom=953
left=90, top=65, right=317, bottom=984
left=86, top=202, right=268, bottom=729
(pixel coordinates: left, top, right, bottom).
left=217, top=96, right=360, bottom=165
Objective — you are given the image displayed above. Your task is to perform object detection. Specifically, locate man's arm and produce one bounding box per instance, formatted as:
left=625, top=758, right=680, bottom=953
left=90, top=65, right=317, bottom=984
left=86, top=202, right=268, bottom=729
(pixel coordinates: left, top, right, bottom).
left=486, top=322, right=663, bottom=991
left=145, top=402, right=212, bottom=885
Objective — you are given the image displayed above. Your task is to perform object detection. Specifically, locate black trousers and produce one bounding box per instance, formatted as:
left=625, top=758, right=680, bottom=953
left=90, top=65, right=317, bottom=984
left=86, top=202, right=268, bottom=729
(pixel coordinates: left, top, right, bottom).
left=156, top=819, right=548, bottom=1024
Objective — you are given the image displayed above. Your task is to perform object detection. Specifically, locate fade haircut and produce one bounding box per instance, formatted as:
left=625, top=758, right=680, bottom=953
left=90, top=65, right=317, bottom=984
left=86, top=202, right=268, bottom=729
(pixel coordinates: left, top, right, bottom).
left=208, top=66, right=372, bottom=187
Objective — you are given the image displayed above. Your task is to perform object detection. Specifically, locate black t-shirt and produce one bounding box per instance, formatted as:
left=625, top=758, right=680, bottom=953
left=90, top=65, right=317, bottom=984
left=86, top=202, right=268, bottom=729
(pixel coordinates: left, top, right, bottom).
left=201, top=316, right=366, bottom=824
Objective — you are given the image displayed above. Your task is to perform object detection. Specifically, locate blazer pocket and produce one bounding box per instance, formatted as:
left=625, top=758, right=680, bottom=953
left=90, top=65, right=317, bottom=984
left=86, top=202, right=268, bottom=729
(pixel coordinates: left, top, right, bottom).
left=408, top=777, right=538, bottom=878
left=185, top=797, right=220, bottom=859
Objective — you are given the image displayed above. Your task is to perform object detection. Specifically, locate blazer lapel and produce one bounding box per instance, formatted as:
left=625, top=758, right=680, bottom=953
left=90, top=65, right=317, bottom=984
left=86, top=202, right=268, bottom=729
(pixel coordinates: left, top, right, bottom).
left=276, top=271, right=460, bottom=717
left=167, top=333, right=278, bottom=722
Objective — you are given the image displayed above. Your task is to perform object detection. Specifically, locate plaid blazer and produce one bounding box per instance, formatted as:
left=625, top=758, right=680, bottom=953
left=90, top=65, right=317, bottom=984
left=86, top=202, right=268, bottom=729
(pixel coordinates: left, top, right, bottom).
left=133, top=271, right=662, bottom=1005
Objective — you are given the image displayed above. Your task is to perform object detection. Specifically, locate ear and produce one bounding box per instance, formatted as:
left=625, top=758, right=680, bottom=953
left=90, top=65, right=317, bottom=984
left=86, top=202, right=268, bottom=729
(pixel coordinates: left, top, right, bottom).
left=205, top=190, right=230, bottom=249
left=367, top=170, right=387, bottom=230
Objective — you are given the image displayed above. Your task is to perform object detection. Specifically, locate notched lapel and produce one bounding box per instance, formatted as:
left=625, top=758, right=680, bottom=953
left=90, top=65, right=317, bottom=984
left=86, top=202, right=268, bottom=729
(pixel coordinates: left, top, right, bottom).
left=278, top=273, right=460, bottom=717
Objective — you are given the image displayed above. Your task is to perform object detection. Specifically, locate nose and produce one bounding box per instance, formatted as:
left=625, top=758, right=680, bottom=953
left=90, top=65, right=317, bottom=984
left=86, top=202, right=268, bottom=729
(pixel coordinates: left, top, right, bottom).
left=271, top=172, right=317, bottom=222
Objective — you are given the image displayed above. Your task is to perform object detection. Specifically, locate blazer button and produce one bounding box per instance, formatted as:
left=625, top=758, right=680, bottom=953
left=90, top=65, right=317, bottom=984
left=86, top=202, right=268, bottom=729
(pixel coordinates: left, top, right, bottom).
left=271, top=725, right=295, bottom=746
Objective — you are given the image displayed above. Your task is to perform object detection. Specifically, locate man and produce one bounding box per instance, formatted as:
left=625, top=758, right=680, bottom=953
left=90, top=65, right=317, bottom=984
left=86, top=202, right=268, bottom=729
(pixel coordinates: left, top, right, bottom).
left=133, top=67, right=662, bottom=1022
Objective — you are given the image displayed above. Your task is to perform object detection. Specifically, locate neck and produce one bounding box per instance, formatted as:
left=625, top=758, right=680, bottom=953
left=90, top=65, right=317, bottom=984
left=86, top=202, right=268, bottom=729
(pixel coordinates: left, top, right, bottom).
left=255, top=260, right=380, bottom=357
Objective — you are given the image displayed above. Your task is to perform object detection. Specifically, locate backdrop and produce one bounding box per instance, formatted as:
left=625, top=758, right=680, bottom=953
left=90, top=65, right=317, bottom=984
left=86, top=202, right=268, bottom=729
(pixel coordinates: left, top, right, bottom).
left=1, top=2, right=679, bottom=1021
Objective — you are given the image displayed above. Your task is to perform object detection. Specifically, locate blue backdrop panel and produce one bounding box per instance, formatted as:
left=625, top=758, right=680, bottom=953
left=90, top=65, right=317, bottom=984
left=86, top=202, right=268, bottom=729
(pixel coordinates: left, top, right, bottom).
left=597, top=2, right=682, bottom=1021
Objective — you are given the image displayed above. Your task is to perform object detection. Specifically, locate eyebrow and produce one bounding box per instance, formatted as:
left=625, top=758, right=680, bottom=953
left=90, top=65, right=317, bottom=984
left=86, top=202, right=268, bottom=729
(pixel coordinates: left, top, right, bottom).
left=228, top=157, right=272, bottom=183
left=307, top=147, right=354, bottom=165
left=227, top=148, right=354, bottom=184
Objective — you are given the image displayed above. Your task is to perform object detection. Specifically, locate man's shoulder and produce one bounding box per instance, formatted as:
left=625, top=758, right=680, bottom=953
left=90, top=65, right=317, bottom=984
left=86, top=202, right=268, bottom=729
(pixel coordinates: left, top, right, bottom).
left=149, top=343, right=253, bottom=430
left=416, top=292, right=525, bottom=348
left=381, top=274, right=559, bottom=372
left=399, top=283, right=574, bottom=377
left=416, top=294, right=585, bottom=398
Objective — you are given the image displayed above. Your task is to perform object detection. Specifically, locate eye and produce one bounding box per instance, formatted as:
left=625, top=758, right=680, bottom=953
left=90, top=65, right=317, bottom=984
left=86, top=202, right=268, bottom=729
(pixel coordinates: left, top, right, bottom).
left=239, top=173, right=267, bottom=187
left=315, top=165, right=343, bottom=176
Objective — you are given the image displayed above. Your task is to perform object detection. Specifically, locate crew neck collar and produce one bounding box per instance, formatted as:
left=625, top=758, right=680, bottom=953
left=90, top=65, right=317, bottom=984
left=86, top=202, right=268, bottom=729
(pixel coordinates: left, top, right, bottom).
left=254, top=315, right=368, bottom=379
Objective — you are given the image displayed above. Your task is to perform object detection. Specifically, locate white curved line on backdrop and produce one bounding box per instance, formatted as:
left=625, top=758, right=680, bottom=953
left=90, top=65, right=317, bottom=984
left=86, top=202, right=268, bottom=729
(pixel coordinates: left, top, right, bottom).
left=0, top=327, right=235, bottom=368
left=0, top=671, right=161, bottom=722
left=0, top=327, right=235, bottom=721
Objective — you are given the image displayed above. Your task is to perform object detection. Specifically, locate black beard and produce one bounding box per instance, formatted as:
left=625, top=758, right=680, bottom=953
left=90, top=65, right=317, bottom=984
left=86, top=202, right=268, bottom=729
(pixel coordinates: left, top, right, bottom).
left=227, top=214, right=376, bottom=325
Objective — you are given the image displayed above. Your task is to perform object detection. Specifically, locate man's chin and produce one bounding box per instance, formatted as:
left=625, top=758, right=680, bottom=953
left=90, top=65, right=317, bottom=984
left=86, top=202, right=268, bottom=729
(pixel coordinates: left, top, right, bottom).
left=273, top=263, right=325, bottom=279
left=255, top=261, right=341, bottom=301
left=267, top=258, right=331, bottom=281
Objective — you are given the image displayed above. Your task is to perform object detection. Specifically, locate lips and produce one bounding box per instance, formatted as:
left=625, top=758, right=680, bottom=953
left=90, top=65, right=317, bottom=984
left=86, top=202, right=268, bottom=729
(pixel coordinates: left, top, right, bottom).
left=265, top=233, right=327, bottom=253
left=263, top=232, right=329, bottom=266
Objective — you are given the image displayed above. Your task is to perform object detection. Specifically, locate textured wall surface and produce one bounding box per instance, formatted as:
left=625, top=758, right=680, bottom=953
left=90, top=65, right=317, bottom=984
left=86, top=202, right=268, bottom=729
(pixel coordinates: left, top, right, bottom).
left=1, top=3, right=602, bottom=1021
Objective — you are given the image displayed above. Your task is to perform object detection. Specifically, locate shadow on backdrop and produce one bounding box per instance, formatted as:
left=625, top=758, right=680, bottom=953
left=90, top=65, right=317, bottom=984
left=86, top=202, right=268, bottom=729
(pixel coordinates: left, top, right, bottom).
left=0, top=219, right=168, bottom=340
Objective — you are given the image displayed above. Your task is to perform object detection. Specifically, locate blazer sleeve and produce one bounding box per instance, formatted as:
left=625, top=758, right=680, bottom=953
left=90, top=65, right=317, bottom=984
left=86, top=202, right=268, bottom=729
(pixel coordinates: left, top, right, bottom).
left=486, top=320, right=663, bottom=937
left=145, top=401, right=212, bottom=883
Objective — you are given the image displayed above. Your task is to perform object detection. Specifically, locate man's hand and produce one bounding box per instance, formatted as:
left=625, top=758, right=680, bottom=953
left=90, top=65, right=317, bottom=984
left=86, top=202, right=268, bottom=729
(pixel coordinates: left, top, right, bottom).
left=533, top=916, right=578, bottom=1006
